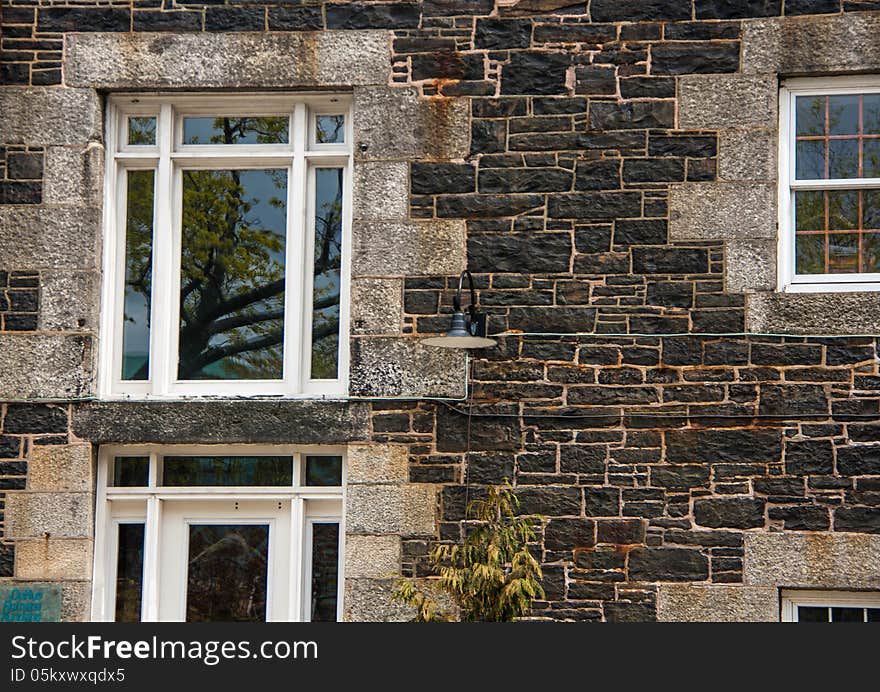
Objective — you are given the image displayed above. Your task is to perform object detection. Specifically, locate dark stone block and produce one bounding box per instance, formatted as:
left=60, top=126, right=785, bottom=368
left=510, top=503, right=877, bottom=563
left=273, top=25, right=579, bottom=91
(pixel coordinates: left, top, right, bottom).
left=838, top=445, right=880, bottom=476
left=628, top=547, right=709, bottom=581
left=468, top=231, right=572, bottom=273
left=590, top=0, right=691, bottom=22
left=589, top=101, right=675, bottom=130
left=834, top=506, right=880, bottom=533
left=2, top=7, right=35, bottom=23
left=568, top=582, right=616, bottom=600
left=0, top=460, right=27, bottom=474
left=666, top=428, right=783, bottom=463
left=622, top=158, right=685, bottom=183
left=694, top=0, right=781, bottom=18
left=0, top=544, right=13, bottom=578
left=325, top=3, right=420, bottom=29
left=691, top=309, right=745, bottom=333
left=4, top=314, right=37, bottom=330
left=473, top=98, right=529, bottom=118
left=133, top=10, right=203, bottom=31
left=694, top=497, right=765, bottom=529
left=501, top=52, right=570, bottom=95
left=649, top=134, right=717, bottom=158
left=471, top=119, right=507, bottom=155
left=7, top=153, right=43, bottom=180
left=0, top=436, right=22, bottom=458
left=468, top=453, right=515, bottom=484
left=436, top=406, right=520, bottom=453
left=646, top=280, right=692, bottom=308
left=568, top=386, right=658, bottom=405
left=651, top=465, right=710, bottom=489
left=652, top=42, right=741, bottom=75
left=768, top=506, right=830, bottom=531
left=38, top=8, right=131, bottom=32
left=597, top=518, right=644, bottom=544
left=267, top=6, right=324, bottom=31
left=423, top=0, right=494, bottom=15
left=534, top=23, right=617, bottom=44
left=508, top=306, right=597, bottom=333
left=0, top=63, right=30, bottom=85
left=630, top=315, right=689, bottom=334
left=826, top=344, right=876, bottom=366
left=394, top=36, right=457, bottom=54
left=479, top=167, right=572, bottom=193
left=750, top=343, right=823, bottom=365
left=5, top=404, right=67, bottom=434
left=664, top=20, right=742, bottom=39
left=604, top=601, right=657, bottom=622
left=0, top=181, right=42, bottom=205
left=548, top=191, right=642, bottom=219
left=404, top=291, right=438, bottom=315
left=574, top=159, right=621, bottom=191
left=411, top=52, right=485, bottom=81
left=575, top=226, right=613, bottom=253
left=583, top=486, right=619, bottom=515
left=545, top=518, right=596, bottom=550
left=758, top=384, right=828, bottom=417
left=541, top=565, right=566, bottom=600
left=574, top=66, right=617, bottom=95
left=515, top=486, right=581, bottom=516
left=632, top=247, right=709, bottom=274
left=8, top=290, right=38, bottom=312
left=574, top=549, right=625, bottom=570
left=560, top=446, right=606, bottom=474
left=437, top=194, right=543, bottom=218
left=752, top=476, right=804, bottom=497
left=475, top=18, right=532, bottom=49
left=205, top=7, right=265, bottom=31
left=411, top=163, right=475, bottom=195
left=785, top=0, right=840, bottom=14
left=620, top=77, right=676, bottom=99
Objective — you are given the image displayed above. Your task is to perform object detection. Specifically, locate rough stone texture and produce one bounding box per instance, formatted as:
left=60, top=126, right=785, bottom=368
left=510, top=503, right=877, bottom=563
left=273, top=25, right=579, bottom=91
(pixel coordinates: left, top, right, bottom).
left=0, top=335, right=93, bottom=399
left=72, top=401, right=371, bottom=444
left=39, top=271, right=101, bottom=332
left=344, top=578, right=412, bottom=622
left=352, top=220, right=466, bottom=277
left=678, top=75, right=777, bottom=130
left=59, top=581, right=92, bottom=622
left=347, top=443, right=408, bottom=484
left=0, top=88, right=101, bottom=146
left=27, top=444, right=92, bottom=492
left=65, top=32, right=390, bottom=88
left=743, top=13, right=880, bottom=75
left=718, top=128, right=777, bottom=182
left=349, top=337, right=467, bottom=398
left=353, top=87, right=470, bottom=162
left=669, top=182, right=776, bottom=241
left=42, top=144, right=104, bottom=207
left=657, top=585, right=778, bottom=622
left=746, top=292, right=880, bottom=334
left=350, top=278, right=403, bottom=335
left=346, top=484, right=437, bottom=535
left=744, top=533, right=880, bottom=588
left=344, top=535, right=401, bottom=578
left=726, top=240, right=777, bottom=293
left=353, top=161, right=409, bottom=222
left=5, top=492, right=93, bottom=539
left=0, top=207, right=100, bottom=270
left=14, top=539, right=93, bottom=580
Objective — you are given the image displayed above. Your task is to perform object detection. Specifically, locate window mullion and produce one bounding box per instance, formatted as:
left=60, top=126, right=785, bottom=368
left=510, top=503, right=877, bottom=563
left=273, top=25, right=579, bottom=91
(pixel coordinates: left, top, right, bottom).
left=287, top=103, right=308, bottom=394
left=151, top=104, right=175, bottom=397
left=289, top=496, right=305, bottom=622
left=141, top=495, right=161, bottom=622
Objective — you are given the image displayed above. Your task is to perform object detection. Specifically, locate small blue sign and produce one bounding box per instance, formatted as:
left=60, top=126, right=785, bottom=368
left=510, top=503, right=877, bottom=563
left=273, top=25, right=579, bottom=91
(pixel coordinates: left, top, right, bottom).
left=0, top=584, right=62, bottom=622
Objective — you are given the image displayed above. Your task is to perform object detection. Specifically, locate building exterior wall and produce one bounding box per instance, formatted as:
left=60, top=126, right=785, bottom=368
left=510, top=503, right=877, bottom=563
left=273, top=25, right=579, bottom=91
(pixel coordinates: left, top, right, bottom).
left=1, top=1, right=880, bottom=622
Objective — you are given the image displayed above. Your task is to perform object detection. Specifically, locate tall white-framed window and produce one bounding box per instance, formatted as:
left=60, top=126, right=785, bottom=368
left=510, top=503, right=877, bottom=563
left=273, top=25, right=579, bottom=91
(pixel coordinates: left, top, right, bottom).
left=101, top=94, right=352, bottom=398
left=779, top=77, right=880, bottom=292
left=91, top=445, right=345, bottom=622
left=781, top=590, right=880, bottom=622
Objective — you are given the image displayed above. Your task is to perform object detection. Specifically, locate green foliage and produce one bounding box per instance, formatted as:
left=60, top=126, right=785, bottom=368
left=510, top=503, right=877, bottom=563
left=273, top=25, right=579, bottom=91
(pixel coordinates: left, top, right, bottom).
left=392, top=484, right=544, bottom=622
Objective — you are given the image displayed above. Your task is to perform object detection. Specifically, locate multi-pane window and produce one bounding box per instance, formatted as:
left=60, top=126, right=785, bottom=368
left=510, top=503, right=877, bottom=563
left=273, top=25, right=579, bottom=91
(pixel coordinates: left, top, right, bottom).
left=92, top=446, right=344, bottom=622
left=781, top=590, right=880, bottom=622
left=102, top=95, right=351, bottom=397
left=781, top=79, right=880, bottom=290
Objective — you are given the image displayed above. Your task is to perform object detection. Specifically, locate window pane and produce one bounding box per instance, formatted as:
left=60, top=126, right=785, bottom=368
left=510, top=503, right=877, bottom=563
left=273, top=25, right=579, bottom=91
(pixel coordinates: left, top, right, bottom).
left=795, top=190, right=826, bottom=232
left=310, top=523, right=340, bottom=622
left=828, top=190, right=859, bottom=230
left=122, top=169, right=155, bottom=381
left=796, top=96, right=825, bottom=137
left=867, top=608, right=880, bottom=622
left=128, top=117, right=156, bottom=146
left=796, top=234, right=826, bottom=275
left=829, top=138, right=860, bottom=178
left=182, top=117, right=289, bottom=145
left=179, top=169, right=287, bottom=381
left=863, top=139, right=880, bottom=177
left=186, top=524, right=269, bottom=622
left=862, top=234, right=880, bottom=273
left=798, top=606, right=829, bottom=622
left=828, top=95, right=860, bottom=136
left=162, top=456, right=293, bottom=486
left=305, top=455, right=343, bottom=486
left=316, top=115, right=345, bottom=144
left=831, top=607, right=865, bottom=622
left=865, top=95, right=880, bottom=135
left=113, top=456, right=149, bottom=487
left=311, top=168, right=343, bottom=380
left=796, top=140, right=825, bottom=179
left=115, top=524, right=144, bottom=623
left=828, top=233, right=859, bottom=273
left=864, top=190, right=880, bottom=229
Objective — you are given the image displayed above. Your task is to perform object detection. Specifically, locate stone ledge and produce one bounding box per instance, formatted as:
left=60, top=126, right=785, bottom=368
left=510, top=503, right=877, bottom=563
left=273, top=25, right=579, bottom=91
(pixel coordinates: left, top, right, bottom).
left=72, top=400, right=371, bottom=444
left=746, top=292, right=880, bottom=335
left=657, top=585, right=778, bottom=622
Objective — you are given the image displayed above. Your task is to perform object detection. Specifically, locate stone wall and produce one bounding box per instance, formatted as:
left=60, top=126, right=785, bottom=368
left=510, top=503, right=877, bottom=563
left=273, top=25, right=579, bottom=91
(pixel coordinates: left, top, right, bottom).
left=2, top=2, right=880, bottom=621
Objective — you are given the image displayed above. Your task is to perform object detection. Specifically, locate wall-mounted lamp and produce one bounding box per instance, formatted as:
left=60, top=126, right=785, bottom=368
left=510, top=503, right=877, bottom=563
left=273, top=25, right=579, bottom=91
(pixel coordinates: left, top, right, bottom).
left=422, top=270, right=496, bottom=349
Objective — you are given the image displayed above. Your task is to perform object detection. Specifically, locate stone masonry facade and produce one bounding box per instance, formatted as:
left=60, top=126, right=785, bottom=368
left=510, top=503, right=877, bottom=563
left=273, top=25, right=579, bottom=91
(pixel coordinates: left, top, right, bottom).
left=2, top=2, right=880, bottom=621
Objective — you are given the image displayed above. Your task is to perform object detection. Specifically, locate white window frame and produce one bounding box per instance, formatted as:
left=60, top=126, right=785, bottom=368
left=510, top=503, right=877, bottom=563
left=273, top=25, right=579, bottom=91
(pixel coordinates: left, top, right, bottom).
left=90, top=444, right=346, bottom=623
left=100, top=93, right=353, bottom=399
left=779, top=76, right=880, bottom=293
left=781, top=589, right=880, bottom=622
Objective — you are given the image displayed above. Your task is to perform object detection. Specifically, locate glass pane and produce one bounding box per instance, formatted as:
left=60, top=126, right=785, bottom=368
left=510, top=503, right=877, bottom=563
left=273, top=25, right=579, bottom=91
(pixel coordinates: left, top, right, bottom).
left=115, top=524, right=144, bottom=623
left=796, top=234, right=826, bottom=275
left=828, top=95, right=860, bottom=136
left=863, top=234, right=880, bottom=273
left=864, top=190, right=880, bottom=229
left=865, top=95, right=880, bottom=135
left=828, top=234, right=859, bottom=273
left=796, top=140, right=825, bottom=179
left=113, top=456, right=149, bottom=487
left=798, top=606, right=829, bottom=622
left=311, top=168, right=343, bottom=380
left=305, top=455, right=343, bottom=486
left=179, top=169, right=287, bottom=381
left=831, top=607, right=865, bottom=622
left=828, top=190, right=859, bottom=230
left=795, top=190, right=826, bottom=232
left=796, top=96, right=825, bottom=137
left=316, top=115, right=345, bottom=144
left=863, top=139, right=880, bottom=177
left=186, top=524, right=269, bottom=622
left=310, top=523, right=340, bottom=622
left=163, top=456, right=293, bottom=486
left=867, top=608, right=880, bottom=622
left=122, top=169, right=154, bottom=381
left=829, top=138, right=859, bottom=178
left=182, top=117, right=289, bottom=145
left=128, top=117, right=156, bottom=146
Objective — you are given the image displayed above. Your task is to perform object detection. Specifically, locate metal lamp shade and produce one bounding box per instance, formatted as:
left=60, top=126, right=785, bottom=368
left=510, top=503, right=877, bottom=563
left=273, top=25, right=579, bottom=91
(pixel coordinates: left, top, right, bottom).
left=422, top=311, right=497, bottom=349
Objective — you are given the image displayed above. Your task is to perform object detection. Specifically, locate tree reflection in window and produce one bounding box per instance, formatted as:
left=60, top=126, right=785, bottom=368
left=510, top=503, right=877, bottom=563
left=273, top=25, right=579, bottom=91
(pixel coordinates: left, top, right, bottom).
left=311, top=169, right=343, bottom=380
